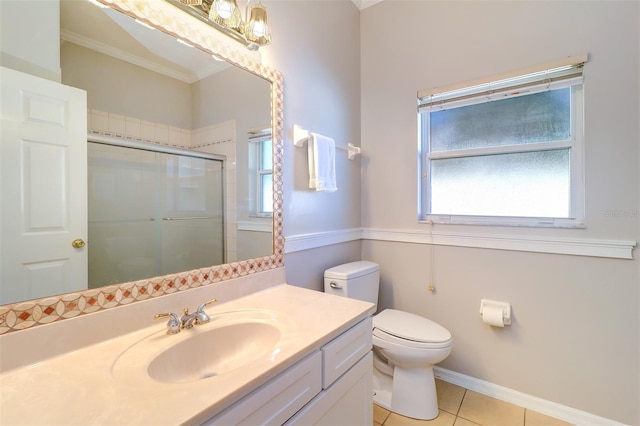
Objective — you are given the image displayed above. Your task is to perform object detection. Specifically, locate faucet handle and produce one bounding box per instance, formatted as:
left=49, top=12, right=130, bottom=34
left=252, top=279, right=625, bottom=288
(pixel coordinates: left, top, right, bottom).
left=197, top=298, right=217, bottom=312
left=194, top=298, right=217, bottom=325
left=154, top=312, right=180, bottom=335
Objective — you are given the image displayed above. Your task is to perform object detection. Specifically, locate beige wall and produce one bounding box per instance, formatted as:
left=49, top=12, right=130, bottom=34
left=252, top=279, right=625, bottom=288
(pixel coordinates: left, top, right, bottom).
left=286, top=241, right=362, bottom=292
left=61, top=43, right=192, bottom=128
left=261, top=1, right=364, bottom=288
left=261, top=1, right=363, bottom=238
left=193, top=66, right=271, bottom=225
left=0, top=0, right=61, bottom=82
left=360, top=1, right=639, bottom=424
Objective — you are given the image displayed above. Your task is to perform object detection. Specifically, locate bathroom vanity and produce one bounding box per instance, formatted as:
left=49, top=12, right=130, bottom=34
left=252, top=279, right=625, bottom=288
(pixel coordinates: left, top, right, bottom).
left=0, top=284, right=374, bottom=425
left=204, top=316, right=373, bottom=425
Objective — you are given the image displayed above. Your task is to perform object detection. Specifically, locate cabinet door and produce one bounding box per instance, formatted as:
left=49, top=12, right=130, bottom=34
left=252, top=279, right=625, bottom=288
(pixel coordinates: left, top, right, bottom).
left=286, top=351, right=373, bottom=426
left=203, top=351, right=322, bottom=426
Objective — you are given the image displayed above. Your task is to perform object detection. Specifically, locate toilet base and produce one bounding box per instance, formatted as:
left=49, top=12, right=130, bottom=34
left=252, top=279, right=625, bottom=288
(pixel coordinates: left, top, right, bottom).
left=372, top=366, right=393, bottom=409
left=373, top=363, right=439, bottom=420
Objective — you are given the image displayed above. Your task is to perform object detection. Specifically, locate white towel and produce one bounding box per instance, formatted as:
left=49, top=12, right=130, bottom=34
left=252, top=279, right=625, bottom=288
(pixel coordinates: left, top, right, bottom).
left=308, top=132, right=337, bottom=192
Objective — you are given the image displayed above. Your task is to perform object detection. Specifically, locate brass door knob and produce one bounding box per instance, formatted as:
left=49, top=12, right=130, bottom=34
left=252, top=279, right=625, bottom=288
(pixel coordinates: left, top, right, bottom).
left=71, top=238, right=86, bottom=249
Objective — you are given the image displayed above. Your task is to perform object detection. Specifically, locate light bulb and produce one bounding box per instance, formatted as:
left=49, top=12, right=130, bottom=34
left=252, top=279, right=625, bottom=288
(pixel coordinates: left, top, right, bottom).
left=248, top=21, right=266, bottom=37
left=215, top=1, right=234, bottom=19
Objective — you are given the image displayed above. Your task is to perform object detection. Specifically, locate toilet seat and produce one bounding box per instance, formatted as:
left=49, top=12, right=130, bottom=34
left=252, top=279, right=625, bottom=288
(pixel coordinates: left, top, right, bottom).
left=373, top=328, right=452, bottom=349
left=373, top=309, right=452, bottom=349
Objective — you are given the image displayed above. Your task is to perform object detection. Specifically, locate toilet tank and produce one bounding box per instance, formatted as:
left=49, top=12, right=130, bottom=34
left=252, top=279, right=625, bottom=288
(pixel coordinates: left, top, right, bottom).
left=324, top=261, right=379, bottom=309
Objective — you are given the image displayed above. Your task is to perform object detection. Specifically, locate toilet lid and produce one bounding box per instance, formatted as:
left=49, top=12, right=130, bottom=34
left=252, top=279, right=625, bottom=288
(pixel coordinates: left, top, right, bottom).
left=373, top=309, right=451, bottom=344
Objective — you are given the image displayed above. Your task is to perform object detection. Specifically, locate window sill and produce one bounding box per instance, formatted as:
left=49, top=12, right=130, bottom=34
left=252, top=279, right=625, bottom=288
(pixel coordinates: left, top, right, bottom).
left=237, top=219, right=272, bottom=233
left=248, top=214, right=273, bottom=219
left=421, top=216, right=587, bottom=229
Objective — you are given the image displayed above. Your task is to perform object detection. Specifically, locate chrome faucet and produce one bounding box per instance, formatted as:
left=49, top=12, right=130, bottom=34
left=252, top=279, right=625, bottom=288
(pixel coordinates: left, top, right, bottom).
left=154, top=298, right=217, bottom=333
left=180, top=307, right=198, bottom=329
left=180, top=298, right=218, bottom=329
left=154, top=312, right=181, bottom=335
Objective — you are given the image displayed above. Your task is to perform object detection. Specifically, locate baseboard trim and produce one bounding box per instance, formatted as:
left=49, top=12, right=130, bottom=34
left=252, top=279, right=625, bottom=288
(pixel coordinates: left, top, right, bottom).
left=434, top=367, right=626, bottom=426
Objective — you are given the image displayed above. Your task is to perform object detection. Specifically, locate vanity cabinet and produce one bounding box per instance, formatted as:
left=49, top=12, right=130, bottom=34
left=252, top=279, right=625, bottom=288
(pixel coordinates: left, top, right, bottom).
left=286, top=352, right=373, bottom=425
left=203, top=317, right=373, bottom=425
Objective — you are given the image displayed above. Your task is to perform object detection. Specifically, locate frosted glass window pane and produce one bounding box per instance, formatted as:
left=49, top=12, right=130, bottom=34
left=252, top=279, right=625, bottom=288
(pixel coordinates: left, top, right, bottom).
left=430, top=88, right=571, bottom=151
left=161, top=153, right=224, bottom=214
left=430, top=149, right=570, bottom=217
left=160, top=218, right=224, bottom=276
left=87, top=143, right=156, bottom=222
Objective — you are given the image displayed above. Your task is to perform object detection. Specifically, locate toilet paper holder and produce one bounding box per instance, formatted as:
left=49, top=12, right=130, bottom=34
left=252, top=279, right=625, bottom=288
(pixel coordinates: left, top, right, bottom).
left=479, top=299, right=512, bottom=326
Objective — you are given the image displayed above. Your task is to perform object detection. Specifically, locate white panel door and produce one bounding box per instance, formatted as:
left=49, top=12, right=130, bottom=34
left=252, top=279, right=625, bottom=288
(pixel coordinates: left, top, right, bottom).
left=1, top=66, right=88, bottom=305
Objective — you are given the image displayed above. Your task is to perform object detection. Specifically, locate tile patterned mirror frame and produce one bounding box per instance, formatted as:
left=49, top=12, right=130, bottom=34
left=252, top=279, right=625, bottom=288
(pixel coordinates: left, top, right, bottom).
left=0, top=0, right=284, bottom=335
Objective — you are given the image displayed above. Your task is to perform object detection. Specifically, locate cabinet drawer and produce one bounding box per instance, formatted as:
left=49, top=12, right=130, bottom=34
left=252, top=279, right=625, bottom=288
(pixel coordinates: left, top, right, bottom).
left=285, top=351, right=373, bottom=426
left=321, top=317, right=372, bottom=388
left=203, top=351, right=322, bottom=426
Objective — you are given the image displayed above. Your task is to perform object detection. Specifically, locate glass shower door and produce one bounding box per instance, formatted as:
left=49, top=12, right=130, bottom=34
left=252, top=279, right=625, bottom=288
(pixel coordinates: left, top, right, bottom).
left=87, top=142, right=224, bottom=288
left=157, top=152, right=224, bottom=277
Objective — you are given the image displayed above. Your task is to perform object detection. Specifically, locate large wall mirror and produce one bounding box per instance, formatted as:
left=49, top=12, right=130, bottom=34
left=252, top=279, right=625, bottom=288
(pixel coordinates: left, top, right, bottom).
left=0, top=0, right=283, bottom=334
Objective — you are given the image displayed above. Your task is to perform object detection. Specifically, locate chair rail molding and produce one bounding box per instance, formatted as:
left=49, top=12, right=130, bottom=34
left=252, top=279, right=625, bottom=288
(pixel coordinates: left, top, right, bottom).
left=284, top=228, right=362, bottom=253
left=285, top=227, right=636, bottom=260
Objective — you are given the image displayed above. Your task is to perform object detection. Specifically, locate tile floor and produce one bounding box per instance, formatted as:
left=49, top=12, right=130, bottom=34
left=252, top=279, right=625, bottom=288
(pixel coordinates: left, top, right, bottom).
left=373, top=379, right=573, bottom=426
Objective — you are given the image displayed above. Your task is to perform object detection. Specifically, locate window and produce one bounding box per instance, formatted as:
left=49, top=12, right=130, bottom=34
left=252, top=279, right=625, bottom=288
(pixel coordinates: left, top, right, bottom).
left=249, top=131, right=273, bottom=216
left=418, top=56, right=586, bottom=227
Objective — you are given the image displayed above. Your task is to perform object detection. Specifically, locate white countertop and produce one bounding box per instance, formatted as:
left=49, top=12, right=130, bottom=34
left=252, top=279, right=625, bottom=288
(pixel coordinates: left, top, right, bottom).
left=0, top=284, right=374, bottom=425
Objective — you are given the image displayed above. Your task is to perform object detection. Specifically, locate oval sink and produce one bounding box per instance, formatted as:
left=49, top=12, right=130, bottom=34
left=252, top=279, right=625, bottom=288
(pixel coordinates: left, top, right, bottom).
left=111, top=310, right=285, bottom=386
left=148, top=322, right=280, bottom=383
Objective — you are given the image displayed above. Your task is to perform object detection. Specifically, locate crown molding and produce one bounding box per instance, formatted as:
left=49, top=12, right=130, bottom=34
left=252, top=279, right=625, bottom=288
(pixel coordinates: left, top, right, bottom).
left=61, top=29, right=196, bottom=83
left=351, top=0, right=385, bottom=10
left=60, top=29, right=225, bottom=83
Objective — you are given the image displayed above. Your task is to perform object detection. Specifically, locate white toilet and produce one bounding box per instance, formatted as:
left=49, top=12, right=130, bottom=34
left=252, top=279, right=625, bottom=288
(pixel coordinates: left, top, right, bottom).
left=324, top=261, right=453, bottom=420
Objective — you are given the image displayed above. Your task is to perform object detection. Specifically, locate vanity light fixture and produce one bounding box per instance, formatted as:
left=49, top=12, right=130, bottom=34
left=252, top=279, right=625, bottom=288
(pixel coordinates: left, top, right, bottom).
left=174, top=0, right=272, bottom=50
left=209, top=0, right=244, bottom=33
left=244, top=1, right=271, bottom=47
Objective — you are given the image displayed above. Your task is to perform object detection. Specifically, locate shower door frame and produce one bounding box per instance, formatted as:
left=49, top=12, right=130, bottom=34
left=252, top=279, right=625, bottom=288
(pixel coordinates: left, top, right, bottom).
left=87, top=134, right=227, bottom=286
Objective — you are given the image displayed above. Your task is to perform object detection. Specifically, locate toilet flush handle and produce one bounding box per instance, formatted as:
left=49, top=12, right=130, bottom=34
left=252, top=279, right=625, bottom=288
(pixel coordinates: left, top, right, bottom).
left=329, top=281, right=342, bottom=289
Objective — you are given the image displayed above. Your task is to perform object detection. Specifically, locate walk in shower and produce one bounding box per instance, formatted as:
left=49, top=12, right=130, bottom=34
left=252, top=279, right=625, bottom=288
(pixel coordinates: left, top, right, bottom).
left=88, top=140, right=225, bottom=289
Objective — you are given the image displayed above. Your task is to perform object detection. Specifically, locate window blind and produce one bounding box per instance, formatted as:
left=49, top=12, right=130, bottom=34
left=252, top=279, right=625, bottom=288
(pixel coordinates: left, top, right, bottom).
left=418, top=54, right=588, bottom=112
